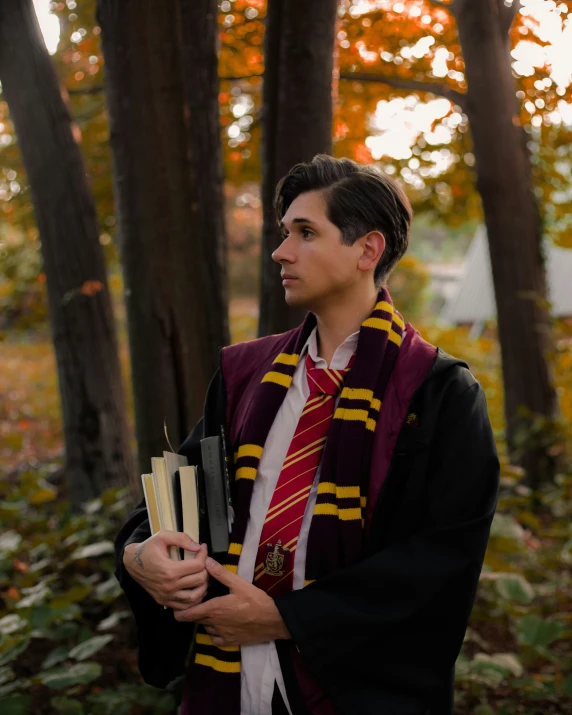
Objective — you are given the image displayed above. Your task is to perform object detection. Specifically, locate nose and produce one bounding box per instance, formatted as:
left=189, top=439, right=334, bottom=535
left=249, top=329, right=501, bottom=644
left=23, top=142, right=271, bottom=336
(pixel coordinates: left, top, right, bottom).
left=272, top=233, right=297, bottom=265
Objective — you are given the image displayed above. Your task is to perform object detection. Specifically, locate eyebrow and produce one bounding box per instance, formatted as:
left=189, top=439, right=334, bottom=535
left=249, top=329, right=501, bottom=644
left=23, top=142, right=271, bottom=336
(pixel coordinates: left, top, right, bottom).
left=279, top=217, right=317, bottom=229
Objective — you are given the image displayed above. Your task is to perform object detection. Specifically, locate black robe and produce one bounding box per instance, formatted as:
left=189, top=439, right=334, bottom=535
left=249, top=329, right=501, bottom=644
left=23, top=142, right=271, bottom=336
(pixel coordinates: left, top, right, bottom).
left=114, top=349, right=499, bottom=715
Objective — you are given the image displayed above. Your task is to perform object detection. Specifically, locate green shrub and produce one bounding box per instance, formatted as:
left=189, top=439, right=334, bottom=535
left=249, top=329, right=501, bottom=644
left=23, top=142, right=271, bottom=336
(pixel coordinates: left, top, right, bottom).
left=454, top=468, right=572, bottom=713
left=0, top=232, right=47, bottom=333
left=0, top=468, right=176, bottom=714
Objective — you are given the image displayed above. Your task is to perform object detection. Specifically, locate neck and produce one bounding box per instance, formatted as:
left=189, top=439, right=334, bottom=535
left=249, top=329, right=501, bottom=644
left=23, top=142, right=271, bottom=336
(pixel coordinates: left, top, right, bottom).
left=314, top=284, right=379, bottom=366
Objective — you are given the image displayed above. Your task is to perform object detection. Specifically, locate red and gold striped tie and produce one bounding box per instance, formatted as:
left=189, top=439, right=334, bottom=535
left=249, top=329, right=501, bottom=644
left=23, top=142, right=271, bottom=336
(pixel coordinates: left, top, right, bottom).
left=253, top=351, right=355, bottom=596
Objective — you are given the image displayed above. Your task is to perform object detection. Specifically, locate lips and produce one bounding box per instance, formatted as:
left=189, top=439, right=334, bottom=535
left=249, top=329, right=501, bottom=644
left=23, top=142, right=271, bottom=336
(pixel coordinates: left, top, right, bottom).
left=281, top=273, right=297, bottom=280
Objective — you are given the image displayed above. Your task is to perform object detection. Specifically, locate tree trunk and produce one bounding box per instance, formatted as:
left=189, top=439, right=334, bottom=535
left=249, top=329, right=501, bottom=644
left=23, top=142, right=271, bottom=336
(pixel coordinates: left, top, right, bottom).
left=258, top=0, right=338, bottom=337
left=97, top=0, right=229, bottom=476
left=178, top=0, right=229, bottom=350
left=0, top=0, right=134, bottom=506
left=454, top=0, right=559, bottom=486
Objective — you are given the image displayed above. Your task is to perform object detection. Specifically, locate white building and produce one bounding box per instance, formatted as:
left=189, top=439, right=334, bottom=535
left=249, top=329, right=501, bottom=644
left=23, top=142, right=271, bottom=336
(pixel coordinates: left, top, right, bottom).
left=440, top=226, right=572, bottom=326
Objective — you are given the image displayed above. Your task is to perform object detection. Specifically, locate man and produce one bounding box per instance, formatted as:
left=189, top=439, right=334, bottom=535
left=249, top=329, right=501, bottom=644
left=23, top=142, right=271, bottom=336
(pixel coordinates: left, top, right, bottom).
left=115, top=154, right=499, bottom=715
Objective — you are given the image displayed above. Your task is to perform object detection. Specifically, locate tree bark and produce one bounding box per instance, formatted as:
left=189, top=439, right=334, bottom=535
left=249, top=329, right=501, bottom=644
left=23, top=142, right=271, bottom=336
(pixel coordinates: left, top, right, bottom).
left=178, top=0, right=229, bottom=351
left=97, top=0, right=229, bottom=475
left=0, top=0, right=134, bottom=505
left=258, top=0, right=338, bottom=337
left=454, top=0, right=559, bottom=485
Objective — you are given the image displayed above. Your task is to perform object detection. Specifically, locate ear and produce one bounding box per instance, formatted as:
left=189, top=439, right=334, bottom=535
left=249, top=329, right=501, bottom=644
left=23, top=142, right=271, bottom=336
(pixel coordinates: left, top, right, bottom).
left=358, top=230, right=385, bottom=273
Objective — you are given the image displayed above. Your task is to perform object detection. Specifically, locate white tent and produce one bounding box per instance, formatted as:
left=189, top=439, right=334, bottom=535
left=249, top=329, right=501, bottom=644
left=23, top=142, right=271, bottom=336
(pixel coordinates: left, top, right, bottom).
left=440, top=226, right=572, bottom=324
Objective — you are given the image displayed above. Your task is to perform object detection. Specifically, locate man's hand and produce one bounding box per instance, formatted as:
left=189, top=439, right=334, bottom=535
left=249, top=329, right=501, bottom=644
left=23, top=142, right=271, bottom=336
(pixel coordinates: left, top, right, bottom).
left=123, top=531, right=209, bottom=610
left=173, top=557, right=291, bottom=647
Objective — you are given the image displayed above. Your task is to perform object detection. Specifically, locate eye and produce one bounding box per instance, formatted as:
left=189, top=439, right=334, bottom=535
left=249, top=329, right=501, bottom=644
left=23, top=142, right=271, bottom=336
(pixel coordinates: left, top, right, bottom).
left=301, top=228, right=314, bottom=239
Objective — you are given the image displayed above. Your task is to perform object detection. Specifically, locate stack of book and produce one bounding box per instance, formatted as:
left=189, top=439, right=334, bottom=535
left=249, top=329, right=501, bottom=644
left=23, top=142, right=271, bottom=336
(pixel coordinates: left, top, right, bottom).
left=141, top=430, right=234, bottom=560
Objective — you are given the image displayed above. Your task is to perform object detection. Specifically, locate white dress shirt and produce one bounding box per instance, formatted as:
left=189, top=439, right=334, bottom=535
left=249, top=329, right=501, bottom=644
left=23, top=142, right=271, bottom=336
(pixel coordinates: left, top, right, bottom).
left=238, top=326, right=359, bottom=715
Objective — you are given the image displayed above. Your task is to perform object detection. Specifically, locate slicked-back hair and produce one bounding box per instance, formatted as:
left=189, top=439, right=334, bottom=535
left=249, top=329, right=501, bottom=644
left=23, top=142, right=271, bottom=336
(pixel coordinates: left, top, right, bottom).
left=274, top=154, right=412, bottom=286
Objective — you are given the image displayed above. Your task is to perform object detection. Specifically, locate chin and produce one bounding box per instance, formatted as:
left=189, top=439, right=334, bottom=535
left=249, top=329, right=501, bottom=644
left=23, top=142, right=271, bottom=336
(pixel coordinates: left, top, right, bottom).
left=284, top=288, right=310, bottom=311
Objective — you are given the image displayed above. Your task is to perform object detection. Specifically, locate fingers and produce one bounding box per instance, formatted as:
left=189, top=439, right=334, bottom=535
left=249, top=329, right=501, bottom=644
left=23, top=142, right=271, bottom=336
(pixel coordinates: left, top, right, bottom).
left=155, top=570, right=208, bottom=605
left=172, top=543, right=209, bottom=578
left=173, top=602, right=209, bottom=622
left=150, top=544, right=207, bottom=584
left=156, top=530, right=202, bottom=554
left=149, top=559, right=209, bottom=606
left=174, top=570, right=209, bottom=591
left=204, top=625, right=236, bottom=648
left=166, top=584, right=208, bottom=611
left=134, top=541, right=209, bottom=608
left=173, top=585, right=207, bottom=603
left=204, top=557, right=242, bottom=589
left=173, top=608, right=196, bottom=622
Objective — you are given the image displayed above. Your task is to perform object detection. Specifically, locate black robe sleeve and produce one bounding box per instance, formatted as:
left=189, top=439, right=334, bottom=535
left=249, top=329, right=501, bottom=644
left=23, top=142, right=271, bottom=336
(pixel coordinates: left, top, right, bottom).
left=274, top=379, right=500, bottom=715
left=113, top=366, right=227, bottom=688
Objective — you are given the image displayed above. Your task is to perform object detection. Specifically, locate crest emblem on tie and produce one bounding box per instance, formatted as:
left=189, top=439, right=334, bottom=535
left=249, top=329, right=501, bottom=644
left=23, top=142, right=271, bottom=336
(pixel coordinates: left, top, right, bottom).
left=264, top=540, right=290, bottom=577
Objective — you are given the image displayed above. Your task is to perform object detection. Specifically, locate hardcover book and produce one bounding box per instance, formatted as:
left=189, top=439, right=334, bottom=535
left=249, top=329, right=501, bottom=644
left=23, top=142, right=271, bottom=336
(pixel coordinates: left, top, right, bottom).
left=140, top=440, right=232, bottom=559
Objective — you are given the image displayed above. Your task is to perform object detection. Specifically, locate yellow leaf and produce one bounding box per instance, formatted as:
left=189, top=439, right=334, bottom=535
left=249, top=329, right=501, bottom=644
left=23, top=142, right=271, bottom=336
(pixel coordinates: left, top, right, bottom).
left=29, top=485, right=57, bottom=505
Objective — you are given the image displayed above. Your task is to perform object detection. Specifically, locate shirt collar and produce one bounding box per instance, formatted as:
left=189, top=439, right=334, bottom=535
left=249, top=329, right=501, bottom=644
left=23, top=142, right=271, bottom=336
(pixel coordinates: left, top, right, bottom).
left=301, top=326, right=359, bottom=370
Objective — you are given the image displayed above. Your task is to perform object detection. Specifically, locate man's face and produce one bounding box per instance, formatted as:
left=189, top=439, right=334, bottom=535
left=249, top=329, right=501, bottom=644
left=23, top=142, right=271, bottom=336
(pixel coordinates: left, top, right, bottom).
left=272, top=190, right=366, bottom=311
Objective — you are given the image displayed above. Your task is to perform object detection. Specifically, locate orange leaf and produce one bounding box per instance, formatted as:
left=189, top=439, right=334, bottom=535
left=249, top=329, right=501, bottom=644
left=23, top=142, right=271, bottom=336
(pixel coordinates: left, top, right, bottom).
left=334, top=121, right=349, bottom=139
left=13, top=559, right=29, bottom=573
left=354, top=143, right=371, bottom=164
left=79, top=280, right=104, bottom=297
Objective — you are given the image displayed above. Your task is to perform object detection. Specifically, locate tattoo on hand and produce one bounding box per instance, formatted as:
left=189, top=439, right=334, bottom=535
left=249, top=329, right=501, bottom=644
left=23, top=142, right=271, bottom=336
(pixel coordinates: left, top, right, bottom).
left=133, top=543, right=146, bottom=568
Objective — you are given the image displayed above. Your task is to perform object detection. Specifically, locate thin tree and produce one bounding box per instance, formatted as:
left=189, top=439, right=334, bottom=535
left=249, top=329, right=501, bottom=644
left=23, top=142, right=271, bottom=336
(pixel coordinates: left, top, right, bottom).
left=258, top=0, right=339, bottom=336
left=97, top=0, right=229, bottom=474
left=444, top=0, right=559, bottom=486
left=0, top=0, right=134, bottom=505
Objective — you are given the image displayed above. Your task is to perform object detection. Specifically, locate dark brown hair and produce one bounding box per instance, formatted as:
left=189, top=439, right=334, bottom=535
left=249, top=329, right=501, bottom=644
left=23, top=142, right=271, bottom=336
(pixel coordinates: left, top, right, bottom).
left=274, top=154, right=412, bottom=286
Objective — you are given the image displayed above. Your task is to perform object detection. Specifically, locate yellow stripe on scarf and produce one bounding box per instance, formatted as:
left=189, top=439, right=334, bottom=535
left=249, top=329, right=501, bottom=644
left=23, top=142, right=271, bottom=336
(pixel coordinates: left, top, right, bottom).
left=273, top=352, right=299, bottom=366
left=314, top=502, right=361, bottom=521
left=340, top=387, right=373, bottom=402
left=237, top=444, right=263, bottom=459
left=338, top=507, right=362, bottom=521
left=373, top=300, right=393, bottom=315
left=334, top=407, right=377, bottom=432
left=389, top=330, right=403, bottom=346
left=195, top=633, right=239, bottom=652
left=317, top=482, right=361, bottom=499
left=313, top=503, right=338, bottom=516
left=372, top=301, right=404, bottom=329
left=362, top=317, right=392, bottom=332
left=393, top=313, right=405, bottom=330
left=236, top=466, right=257, bottom=481
left=194, top=653, right=241, bottom=673
left=340, top=388, right=382, bottom=412
left=334, top=407, right=368, bottom=422
left=262, top=371, right=293, bottom=388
